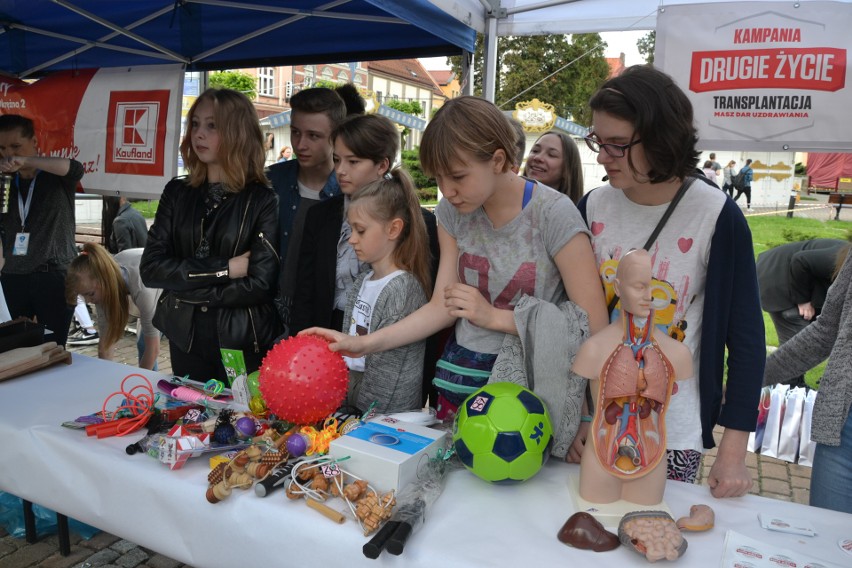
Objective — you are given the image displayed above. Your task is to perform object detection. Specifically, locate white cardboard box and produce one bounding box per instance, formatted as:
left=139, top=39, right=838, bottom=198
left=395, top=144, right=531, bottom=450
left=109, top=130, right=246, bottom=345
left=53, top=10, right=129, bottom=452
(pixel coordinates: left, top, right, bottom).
left=328, top=416, right=448, bottom=493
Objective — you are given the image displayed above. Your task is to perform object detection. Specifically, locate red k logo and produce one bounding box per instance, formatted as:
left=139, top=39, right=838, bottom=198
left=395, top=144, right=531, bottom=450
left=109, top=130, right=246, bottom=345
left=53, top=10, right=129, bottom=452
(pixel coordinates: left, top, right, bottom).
left=106, top=90, right=170, bottom=176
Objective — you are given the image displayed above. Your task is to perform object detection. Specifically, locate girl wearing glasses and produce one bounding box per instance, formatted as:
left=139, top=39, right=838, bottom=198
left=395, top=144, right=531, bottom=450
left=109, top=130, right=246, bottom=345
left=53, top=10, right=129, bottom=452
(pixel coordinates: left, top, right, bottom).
left=305, top=96, right=608, bottom=459
left=577, top=66, right=764, bottom=499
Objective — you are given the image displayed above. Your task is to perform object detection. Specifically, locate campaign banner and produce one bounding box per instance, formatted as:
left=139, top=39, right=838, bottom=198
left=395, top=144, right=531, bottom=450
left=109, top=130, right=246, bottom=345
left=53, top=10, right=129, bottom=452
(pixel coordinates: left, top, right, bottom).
left=0, top=64, right=183, bottom=197
left=656, top=2, right=851, bottom=151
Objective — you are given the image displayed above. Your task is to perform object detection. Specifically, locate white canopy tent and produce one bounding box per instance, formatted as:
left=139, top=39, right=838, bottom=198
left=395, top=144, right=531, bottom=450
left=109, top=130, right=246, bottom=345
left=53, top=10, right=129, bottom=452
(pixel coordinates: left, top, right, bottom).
left=429, top=0, right=852, bottom=102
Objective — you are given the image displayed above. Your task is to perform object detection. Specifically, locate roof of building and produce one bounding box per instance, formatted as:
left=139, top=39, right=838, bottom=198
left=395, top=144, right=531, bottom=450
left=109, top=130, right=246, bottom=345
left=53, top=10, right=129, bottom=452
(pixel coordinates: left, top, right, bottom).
left=606, top=53, right=627, bottom=78
left=367, top=59, right=443, bottom=96
left=427, top=69, right=456, bottom=86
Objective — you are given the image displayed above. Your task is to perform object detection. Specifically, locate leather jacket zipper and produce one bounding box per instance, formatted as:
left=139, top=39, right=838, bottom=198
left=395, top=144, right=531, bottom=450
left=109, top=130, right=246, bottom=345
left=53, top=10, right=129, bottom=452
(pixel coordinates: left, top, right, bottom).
left=258, top=231, right=280, bottom=263
left=234, top=193, right=253, bottom=256
left=248, top=307, right=259, bottom=353
left=188, top=270, right=229, bottom=279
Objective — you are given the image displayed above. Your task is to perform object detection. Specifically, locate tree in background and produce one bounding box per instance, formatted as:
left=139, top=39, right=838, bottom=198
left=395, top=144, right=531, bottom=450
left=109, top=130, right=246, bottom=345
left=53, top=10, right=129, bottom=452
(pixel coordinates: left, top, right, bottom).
left=449, top=34, right=610, bottom=126
left=638, top=31, right=656, bottom=65
left=209, top=70, right=257, bottom=100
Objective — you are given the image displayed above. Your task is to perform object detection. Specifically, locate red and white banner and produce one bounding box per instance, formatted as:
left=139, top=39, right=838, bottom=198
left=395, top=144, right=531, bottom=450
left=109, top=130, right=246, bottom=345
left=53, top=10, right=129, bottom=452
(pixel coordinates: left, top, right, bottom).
left=656, top=2, right=851, bottom=151
left=0, top=64, right=183, bottom=197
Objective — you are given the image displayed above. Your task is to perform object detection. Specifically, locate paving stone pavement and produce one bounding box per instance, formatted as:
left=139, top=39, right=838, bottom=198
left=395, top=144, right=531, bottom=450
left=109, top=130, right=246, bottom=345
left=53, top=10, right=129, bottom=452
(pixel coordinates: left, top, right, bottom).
left=1, top=328, right=813, bottom=567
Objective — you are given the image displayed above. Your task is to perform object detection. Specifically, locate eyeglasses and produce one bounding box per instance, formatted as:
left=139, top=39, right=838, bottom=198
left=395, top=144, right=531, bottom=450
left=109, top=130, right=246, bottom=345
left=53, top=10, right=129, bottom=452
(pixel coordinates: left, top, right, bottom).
left=584, top=135, right=642, bottom=158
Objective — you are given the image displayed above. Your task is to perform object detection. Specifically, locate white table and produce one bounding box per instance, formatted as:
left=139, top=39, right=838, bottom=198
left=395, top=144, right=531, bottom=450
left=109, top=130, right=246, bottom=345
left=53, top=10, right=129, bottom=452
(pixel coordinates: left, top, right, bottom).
left=1, top=355, right=849, bottom=567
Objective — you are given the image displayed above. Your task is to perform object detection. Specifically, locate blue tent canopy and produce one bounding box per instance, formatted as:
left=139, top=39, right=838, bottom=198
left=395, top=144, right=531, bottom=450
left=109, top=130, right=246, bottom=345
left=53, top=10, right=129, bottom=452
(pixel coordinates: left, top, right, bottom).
left=0, top=0, right=476, bottom=78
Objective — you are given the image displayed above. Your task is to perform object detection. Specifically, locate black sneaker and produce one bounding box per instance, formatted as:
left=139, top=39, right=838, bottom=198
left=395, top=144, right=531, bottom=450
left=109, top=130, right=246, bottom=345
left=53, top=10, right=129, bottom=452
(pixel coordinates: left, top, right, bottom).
left=68, top=329, right=99, bottom=346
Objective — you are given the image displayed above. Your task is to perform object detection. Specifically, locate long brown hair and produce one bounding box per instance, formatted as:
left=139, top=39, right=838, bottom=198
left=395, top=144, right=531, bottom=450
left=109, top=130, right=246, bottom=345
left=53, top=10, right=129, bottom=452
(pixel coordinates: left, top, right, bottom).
left=66, top=243, right=129, bottom=349
left=333, top=113, right=399, bottom=167
left=350, top=169, right=432, bottom=296
left=179, top=88, right=268, bottom=192
left=523, top=130, right=584, bottom=204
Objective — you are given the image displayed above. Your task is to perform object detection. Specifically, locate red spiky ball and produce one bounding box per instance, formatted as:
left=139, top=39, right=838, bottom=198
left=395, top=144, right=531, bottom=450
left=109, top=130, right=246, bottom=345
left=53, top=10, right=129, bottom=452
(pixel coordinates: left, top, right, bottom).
left=258, top=335, right=349, bottom=425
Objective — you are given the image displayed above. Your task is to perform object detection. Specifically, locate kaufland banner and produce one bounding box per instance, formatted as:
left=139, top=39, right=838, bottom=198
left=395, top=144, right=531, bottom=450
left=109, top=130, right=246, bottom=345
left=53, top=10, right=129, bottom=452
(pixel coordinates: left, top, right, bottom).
left=656, top=2, right=850, bottom=151
left=0, top=64, right=182, bottom=197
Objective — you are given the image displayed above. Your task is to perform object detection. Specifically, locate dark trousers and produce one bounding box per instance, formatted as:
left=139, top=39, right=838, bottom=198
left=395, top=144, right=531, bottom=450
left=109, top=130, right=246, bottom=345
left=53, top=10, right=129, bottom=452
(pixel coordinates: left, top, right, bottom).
left=169, top=308, right=265, bottom=382
left=769, top=308, right=811, bottom=388
left=733, top=186, right=752, bottom=207
left=1, top=270, right=75, bottom=346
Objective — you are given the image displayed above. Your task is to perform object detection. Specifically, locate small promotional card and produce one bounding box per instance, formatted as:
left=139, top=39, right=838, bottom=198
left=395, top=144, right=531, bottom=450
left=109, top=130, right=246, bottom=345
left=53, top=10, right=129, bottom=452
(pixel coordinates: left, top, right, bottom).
left=758, top=513, right=817, bottom=537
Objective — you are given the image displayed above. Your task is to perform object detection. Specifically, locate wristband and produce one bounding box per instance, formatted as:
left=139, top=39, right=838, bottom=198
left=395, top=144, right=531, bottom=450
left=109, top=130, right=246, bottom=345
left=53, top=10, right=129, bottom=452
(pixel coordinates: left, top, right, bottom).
left=580, top=415, right=592, bottom=423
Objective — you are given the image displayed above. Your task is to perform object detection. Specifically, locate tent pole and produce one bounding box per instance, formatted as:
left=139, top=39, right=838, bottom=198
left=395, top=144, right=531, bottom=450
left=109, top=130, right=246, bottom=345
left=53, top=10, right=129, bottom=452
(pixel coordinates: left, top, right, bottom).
left=461, top=50, right=474, bottom=96
left=482, top=10, right=499, bottom=102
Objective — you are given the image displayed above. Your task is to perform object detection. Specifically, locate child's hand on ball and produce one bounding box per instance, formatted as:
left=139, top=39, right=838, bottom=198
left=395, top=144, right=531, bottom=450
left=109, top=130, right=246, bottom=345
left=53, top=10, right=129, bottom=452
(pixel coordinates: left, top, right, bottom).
left=299, top=328, right=365, bottom=358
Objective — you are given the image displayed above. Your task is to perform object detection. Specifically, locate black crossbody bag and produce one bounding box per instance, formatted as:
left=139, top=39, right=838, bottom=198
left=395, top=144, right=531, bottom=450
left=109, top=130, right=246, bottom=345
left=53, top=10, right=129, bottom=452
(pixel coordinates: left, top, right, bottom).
left=605, top=176, right=695, bottom=315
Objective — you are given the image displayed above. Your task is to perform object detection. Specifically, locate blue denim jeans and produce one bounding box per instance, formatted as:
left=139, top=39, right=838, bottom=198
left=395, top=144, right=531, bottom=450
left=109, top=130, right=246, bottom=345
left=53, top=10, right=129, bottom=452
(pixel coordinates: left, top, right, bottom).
left=809, top=403, right=852, bottom=514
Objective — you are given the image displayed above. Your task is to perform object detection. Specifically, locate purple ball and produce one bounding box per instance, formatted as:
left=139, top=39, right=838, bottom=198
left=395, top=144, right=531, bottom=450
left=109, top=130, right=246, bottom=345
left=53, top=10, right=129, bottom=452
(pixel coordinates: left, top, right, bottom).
left=235, top=416, right=257, bottom=438
left=285, top=433, right=309, bottom=457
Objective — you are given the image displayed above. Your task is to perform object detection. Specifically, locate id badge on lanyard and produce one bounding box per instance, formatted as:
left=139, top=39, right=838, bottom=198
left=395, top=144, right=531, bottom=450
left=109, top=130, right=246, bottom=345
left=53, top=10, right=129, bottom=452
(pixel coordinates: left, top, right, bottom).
left=13, top=172, right=37, bottom=256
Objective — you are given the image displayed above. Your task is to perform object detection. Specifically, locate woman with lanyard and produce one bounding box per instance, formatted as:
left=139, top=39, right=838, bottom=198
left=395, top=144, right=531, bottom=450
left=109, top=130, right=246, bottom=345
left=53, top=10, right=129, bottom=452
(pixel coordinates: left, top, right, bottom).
left=0, top=114, right=82, bottom=346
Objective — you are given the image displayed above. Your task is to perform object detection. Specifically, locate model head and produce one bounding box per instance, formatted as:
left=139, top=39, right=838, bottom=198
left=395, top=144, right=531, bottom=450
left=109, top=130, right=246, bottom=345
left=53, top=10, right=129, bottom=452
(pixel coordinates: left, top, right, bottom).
left=588, top=65, right=699, bottom=187
left=66, top=243, right=129, bottom=348
left=332, top=114, right=399, bottom=194
left=180, top=88, right=267, bottom=191
left=523, top=130, right=584, bottom=203
left=348, top=168, right=432, bottom=296
left=614, top=249, right=653, bottom=317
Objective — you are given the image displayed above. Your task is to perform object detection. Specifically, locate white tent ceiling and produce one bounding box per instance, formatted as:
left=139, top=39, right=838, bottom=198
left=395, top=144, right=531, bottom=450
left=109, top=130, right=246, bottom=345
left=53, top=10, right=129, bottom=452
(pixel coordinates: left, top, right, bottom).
left=429, top=0, right=852, bottom=100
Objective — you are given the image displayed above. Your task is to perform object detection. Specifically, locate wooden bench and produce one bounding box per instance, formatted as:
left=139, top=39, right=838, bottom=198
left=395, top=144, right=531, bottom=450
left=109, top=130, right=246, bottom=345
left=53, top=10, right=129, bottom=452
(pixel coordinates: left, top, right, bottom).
left=75, top=226, right=103, bottom=249
left=828, top=193, right=852, bottom=220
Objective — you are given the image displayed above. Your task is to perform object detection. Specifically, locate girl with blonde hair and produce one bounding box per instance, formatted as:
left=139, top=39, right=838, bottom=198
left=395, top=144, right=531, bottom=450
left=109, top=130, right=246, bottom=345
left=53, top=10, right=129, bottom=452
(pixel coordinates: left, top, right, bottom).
left=141, top=88, right=282, bottom=381
left=66, top=243, right=161, bottom=370
left=338, top=169, right=432, bottom=412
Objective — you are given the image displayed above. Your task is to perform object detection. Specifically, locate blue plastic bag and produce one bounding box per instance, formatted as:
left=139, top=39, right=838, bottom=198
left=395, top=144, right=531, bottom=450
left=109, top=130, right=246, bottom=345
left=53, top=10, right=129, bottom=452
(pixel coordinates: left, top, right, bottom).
left=0, top=492, right=100, bottom=540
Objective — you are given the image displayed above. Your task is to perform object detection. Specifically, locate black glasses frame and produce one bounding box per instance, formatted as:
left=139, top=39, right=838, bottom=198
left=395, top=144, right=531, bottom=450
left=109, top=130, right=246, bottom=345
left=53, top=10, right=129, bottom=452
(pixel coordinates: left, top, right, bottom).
left=584, top=135, right=642, bottom=158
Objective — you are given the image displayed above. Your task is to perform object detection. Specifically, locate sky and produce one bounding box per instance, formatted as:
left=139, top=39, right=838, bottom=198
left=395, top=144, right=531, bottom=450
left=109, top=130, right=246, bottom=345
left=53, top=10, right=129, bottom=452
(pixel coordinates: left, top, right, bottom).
left=419, top=30, right=650, bottom=72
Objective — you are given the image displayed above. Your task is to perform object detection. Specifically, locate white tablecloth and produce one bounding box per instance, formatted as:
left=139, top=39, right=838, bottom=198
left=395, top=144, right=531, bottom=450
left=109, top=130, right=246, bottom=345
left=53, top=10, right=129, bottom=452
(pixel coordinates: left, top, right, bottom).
left=1, top=355, right=849, bottom=567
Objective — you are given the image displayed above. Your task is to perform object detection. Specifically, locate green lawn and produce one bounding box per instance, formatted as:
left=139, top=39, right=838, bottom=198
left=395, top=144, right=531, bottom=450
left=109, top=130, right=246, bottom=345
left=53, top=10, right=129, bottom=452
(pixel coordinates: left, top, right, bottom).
left=747, top=216, right=852, bottom=389
left=131, top=200, right=159, bottom=219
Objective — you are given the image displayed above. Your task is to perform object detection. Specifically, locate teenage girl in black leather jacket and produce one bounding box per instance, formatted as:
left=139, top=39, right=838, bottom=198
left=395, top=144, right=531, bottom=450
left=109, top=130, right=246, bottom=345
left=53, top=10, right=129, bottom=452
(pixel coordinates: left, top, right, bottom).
left=141, top=88, right=281, bottom=381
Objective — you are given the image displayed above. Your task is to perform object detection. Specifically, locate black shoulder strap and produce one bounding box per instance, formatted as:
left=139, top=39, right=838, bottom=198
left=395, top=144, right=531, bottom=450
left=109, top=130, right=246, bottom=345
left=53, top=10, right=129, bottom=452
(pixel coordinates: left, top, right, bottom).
left=606, top=176, right=695, bottom=315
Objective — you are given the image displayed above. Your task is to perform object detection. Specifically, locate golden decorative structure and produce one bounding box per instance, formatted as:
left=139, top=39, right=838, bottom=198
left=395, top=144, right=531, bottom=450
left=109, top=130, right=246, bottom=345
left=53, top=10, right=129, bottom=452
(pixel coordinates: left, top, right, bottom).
left=754, top=172, right=793, bottom=182
left=751, top=160, right=792, bottom=172
left=360, top=90, right=380, bottom=114
left=513, top=99, right=557, bottom=133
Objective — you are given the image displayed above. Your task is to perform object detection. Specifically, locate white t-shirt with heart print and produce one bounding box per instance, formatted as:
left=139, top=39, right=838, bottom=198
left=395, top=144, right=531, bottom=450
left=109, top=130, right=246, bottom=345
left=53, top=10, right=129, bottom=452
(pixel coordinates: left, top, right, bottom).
left=583, top=178, right=727, bottom=452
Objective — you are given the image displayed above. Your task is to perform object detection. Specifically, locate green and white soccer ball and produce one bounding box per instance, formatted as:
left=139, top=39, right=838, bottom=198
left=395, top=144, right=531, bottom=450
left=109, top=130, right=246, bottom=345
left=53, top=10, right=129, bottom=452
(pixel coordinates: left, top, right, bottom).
left=452, top=382, right=553, bottom=484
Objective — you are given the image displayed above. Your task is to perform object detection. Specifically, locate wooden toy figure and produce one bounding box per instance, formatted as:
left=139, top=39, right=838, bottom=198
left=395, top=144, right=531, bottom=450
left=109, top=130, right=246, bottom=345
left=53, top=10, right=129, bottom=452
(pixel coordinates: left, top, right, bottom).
left=572, top=249, right=693, bottom=505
